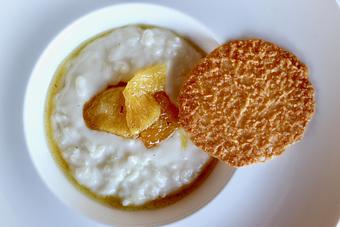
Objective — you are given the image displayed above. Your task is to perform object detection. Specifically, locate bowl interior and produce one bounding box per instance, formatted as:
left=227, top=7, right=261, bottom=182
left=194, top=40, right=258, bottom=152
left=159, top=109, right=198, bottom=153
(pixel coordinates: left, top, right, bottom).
left=23, top=3, right=235, bottom=226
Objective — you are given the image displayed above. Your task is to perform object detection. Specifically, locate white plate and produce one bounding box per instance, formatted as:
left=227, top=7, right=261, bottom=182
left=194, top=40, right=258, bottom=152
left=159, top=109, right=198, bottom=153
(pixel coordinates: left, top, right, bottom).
left=1, top=0, right=339, bottom=226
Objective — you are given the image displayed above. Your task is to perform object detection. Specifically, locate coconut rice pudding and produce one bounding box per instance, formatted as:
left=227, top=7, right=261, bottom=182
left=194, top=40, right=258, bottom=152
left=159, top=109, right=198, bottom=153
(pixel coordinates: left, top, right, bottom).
left=47, top=25, right=214, bottom=208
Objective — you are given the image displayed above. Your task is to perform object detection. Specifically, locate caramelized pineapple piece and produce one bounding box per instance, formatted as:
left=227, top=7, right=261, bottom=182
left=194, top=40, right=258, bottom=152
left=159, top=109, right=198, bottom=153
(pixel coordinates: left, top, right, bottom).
left=123, top=64, right=167, bottom=135
left=83, top=64, right=169, bottom=141
left=139, top=91, right=179, bottom=148
left=83, top=87, right=132, bottom=137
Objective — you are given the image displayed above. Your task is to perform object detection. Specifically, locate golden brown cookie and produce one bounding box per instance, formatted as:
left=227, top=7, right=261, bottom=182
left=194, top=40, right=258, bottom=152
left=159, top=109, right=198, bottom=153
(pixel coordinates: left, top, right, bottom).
left=179, top=39, right=315, bottom=167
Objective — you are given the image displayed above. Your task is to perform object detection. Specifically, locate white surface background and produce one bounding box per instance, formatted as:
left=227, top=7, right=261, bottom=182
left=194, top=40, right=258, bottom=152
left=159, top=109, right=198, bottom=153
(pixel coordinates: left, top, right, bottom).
left=0, top=0, right=339, bottom=227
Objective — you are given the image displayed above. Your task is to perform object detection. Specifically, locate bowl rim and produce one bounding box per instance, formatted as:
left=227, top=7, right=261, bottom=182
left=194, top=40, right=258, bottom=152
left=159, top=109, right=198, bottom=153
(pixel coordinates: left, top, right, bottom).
left=23, top=2, right=235, bottom=226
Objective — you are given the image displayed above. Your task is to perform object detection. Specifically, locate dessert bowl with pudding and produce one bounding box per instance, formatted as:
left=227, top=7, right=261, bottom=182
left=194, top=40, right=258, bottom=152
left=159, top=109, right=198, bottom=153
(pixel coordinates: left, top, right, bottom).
left=49, top=25, right=216, bottom=208
left=24, top=3, right=235, bottom=226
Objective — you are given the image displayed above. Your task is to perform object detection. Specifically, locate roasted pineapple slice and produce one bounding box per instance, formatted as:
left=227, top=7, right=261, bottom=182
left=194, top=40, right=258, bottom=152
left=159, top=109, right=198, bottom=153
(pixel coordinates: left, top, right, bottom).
left=139, top=91, right=179, bottom=148
left=83, top=64, right=169, bottom=140
left=123, top=64, right=166, bottom=135
left=83, top=87, right=132, bottom=137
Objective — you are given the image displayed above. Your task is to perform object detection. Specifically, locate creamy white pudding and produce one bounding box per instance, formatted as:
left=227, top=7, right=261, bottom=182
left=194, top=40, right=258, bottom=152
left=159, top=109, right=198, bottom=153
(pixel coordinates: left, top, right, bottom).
left=49, top=26, right=212, bottom=207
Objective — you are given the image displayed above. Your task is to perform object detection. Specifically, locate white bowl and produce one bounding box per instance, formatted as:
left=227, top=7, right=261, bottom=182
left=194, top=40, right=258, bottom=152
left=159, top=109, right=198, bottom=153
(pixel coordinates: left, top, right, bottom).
left=23, top=3, right=235, bottom=226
